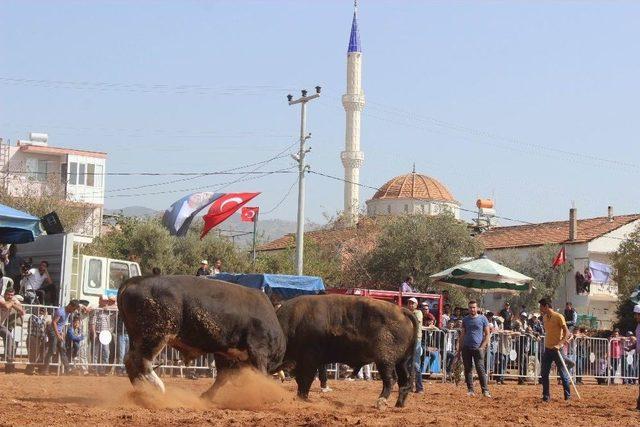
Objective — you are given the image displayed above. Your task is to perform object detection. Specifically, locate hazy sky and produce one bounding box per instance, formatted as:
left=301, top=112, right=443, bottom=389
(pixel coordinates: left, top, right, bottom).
left=2, top=1, right=639, bottom=225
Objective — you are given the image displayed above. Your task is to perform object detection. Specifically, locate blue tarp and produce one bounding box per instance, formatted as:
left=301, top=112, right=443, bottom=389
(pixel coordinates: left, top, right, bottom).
left=0, top=204, right=41, bottom=243
left=212, top=273, right=325, bottom=300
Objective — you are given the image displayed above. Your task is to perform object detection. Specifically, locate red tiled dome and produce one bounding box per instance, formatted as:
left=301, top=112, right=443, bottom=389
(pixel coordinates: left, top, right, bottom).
left=371, top=172, right=457, bottom=203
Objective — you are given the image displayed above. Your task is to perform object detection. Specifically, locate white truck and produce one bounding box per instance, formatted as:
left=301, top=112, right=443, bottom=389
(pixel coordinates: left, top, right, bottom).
left=16, top=233, right=141, bottom=307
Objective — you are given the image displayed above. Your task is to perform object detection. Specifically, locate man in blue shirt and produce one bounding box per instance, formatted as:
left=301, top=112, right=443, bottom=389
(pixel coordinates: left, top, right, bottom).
left=458, top=300, right=491, bottom=398
left=43, top=299, right=80, bottom=374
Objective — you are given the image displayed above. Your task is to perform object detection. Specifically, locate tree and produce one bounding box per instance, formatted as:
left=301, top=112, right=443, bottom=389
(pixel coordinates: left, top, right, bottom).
left=489, top=245, right=572, bottom=312
left=345, top=214, right=483, bottom=291
left=611, top=225, right=640, bottom=332
left=87, top=216, right=252, bottom=275
left=0, top=172, right=86, bottom=233
left=255, top=240, right=342, bottom=286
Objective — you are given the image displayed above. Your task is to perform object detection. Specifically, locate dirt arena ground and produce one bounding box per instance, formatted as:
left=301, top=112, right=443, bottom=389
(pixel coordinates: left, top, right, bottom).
left=1, top=372, right=638, bottom=426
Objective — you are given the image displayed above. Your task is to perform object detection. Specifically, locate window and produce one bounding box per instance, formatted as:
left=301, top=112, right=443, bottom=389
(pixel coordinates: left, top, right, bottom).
left=87, top=164, right=95, bottom=186
left=37, top=160, right=48, bottom=182
left=69, top=162, right=78, bottom=185
left=25, top=158, right=48, bottom=182
left=109, top=262, right=130, bottom=290
left=87, top=259, right=103, bottom=289
left=130, top=264, right=140, bottom=277
left=95, top=164, right=103, bottom=188
left=60, top=164, right=67, bottom=184
left=78, top=163, right=86, bottom=185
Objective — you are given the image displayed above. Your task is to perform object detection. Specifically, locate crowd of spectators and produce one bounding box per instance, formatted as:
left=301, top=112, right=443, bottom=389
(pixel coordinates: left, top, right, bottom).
left=413, top=299, right=639, bottom=386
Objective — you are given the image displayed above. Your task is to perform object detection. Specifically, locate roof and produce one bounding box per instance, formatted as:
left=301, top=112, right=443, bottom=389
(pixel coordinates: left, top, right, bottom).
left=257, top=219, right=380, bottom=252
left=18, top=144, right=107, bottom=159
left=347, top=9, right=361, bottom=53
left=258, top=227, right=358, bottom=252
left=480, top=214, right=640, bottom=250
left=369, top=171, right=457, bottom=204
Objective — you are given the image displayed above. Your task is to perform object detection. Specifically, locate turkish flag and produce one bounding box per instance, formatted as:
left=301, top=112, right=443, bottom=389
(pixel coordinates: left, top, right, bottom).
left=552, top=247, right=566, bottom=268
left=200, top=192, right=260, bottom=239
left=241, top=207, right=259, bottom=223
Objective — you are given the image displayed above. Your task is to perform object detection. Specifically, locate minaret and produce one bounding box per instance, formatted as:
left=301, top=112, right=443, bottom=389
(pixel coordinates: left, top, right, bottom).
left=341, top=1, right=365, bottom=227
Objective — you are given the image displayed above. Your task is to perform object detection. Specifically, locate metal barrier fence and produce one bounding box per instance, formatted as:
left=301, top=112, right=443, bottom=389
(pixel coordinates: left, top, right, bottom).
left=0, top=304, right=637, bottom=384
left=0, top=304, right=212, bottom=377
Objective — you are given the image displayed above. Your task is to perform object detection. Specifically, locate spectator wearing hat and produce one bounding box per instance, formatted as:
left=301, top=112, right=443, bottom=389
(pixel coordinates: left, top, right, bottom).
left=196, top=260, right=211, bottom=276
left=407, top=297, right=424, bottom=393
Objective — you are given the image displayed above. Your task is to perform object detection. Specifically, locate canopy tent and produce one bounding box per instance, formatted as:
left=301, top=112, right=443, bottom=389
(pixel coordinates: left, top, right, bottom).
left=0, top=204, right=41, bottom=244
left=212, top=273, right=325, bottom=300
left=430, top=257, right=532, bottom=295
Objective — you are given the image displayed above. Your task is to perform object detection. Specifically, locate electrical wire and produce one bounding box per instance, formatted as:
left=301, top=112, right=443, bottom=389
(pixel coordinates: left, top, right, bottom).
left=0, top=76, right=292, bottom=96
left=261, top=175, right=300, bottom=215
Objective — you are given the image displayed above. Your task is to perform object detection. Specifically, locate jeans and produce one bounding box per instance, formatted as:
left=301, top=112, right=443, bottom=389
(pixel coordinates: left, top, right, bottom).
left=414, top=340, right=424, bottom=391
left=461, top=346, right=488, bottom=392
left=44, top=329, right=70, bottom=372
left=496, top=353, right=507, bottom=381
left=541, top=348, right=570, bottom=399
left=0, top=326, right=15, bottom=363
left=93, top=340, right=111, bottom=374
left=118, top=333, right=129, bottom=366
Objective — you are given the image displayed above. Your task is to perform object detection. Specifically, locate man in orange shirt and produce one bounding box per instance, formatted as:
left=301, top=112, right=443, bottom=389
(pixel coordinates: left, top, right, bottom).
left=539, top=297, right=572, bottom=402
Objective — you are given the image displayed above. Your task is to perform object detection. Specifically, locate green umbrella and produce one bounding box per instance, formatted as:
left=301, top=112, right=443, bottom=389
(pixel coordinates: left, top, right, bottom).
left=430, top=257, right=532, bottom=295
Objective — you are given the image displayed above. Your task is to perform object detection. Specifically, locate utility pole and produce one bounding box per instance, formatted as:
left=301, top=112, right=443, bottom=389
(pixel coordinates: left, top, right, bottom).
left=288, top=86, right=321, bottom=275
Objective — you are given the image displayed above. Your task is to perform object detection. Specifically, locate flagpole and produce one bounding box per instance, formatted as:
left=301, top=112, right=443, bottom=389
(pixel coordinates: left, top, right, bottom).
left=252, top=210, right=258, bottom=269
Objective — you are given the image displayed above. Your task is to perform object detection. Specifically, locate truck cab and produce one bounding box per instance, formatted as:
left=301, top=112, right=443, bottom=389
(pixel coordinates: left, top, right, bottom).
left=16, top=233, right=140, bottom=307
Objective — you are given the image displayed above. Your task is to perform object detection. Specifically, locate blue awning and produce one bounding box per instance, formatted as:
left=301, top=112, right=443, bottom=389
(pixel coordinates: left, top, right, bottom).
left=212, top=273, right=325, bottom=300
left=0, top=204, right=41, bottom=243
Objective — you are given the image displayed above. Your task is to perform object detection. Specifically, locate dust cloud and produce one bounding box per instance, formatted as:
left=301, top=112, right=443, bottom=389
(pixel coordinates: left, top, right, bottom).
left=109, top=368, right=290, bottom=411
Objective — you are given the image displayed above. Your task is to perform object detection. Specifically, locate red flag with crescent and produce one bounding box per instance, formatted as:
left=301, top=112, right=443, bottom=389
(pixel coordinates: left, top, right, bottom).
left=241, top=207, right=259, bottom=223
left=200, top=192, right=260, bottom=239
left=552, top=247, right=566, bottom=268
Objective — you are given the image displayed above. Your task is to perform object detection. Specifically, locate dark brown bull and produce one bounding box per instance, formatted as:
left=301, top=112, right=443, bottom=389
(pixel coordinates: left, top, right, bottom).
left=276, top=294, right=418, bottom=408
left=117, top=275, right=286, bottom=398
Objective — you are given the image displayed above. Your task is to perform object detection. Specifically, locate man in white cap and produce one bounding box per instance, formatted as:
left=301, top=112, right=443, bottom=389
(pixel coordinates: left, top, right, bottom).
left=634, top=304, right=640, bottom=410
left=407, top=297, right=424, bottom=393
left=196, top=260, right=211, bottom=276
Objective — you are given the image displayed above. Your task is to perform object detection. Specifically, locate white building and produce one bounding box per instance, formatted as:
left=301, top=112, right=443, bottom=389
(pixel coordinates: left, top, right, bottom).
left=366, top=169, right=461, bottom=219
left=479, top=208, right=640, bottom=328
left=0, top=133, right=106, bottom=241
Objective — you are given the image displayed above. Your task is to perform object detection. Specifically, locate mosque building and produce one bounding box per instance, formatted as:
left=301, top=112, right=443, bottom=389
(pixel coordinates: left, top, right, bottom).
left=341, top=3, right=457, bottom=223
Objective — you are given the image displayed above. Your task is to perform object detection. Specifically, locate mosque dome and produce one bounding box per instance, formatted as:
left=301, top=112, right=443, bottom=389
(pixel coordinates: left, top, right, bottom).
left=366, top=170, right=460, bottom=218
left=371, top=171, right=458, bottom=203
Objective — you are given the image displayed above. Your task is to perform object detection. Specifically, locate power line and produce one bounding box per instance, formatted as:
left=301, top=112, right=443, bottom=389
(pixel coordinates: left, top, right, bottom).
left=307, top=169, right=535, bottom=226
left=261, top=175, right=300, bottom=215
left=366, top=101, right=640, bottom=171
left=100, top=167, right=297, bottom=199
left=106, top=142, right=298, bottom=193
left=0, top=76, right=293, bottom=96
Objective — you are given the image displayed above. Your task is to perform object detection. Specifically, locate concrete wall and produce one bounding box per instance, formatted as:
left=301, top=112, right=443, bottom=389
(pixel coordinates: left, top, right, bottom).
left=366, top=198, right=460, bottom=219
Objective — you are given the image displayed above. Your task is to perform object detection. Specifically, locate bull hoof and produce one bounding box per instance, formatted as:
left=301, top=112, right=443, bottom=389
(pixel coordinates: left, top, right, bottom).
left=375, top=397, right=388, bottom=409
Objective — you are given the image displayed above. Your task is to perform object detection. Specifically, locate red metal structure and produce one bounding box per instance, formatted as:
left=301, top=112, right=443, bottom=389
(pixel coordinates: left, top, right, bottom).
left=327, top=288, right=445, bottom=327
